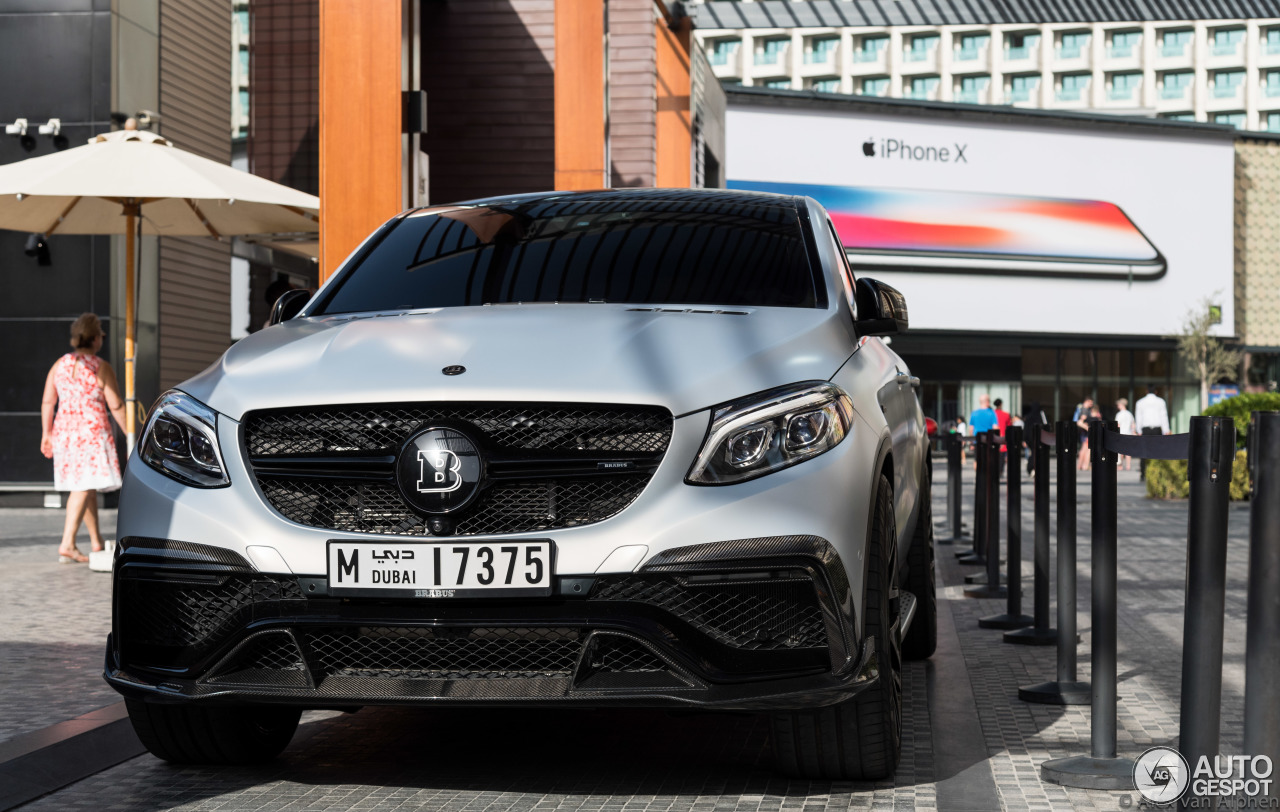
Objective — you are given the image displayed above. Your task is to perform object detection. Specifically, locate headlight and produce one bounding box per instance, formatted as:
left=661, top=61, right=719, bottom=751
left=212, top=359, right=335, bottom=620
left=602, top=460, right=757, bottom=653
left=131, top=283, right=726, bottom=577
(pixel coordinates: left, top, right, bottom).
left=686, top=382, right=855, bottom=485
left=139, top=391, right=230, bottom=488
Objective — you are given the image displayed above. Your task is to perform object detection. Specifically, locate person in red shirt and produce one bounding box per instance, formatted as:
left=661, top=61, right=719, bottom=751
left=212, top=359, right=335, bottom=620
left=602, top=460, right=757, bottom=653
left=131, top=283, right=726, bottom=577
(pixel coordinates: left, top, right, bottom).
left=993, top=398, right=1012, bottom=436
left=993, top=398, right=1012, bottom=473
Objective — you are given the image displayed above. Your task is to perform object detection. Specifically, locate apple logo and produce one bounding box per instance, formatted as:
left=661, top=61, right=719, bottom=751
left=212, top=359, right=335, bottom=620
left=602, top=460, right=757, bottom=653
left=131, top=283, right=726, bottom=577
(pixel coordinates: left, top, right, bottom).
left=862, top=139, right=876, bottom=157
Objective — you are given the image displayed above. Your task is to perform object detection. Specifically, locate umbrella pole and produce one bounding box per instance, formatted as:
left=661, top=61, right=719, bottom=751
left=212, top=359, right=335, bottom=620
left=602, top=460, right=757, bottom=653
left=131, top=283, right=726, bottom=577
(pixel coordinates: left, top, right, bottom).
left=124, top=204, right=137, bottom=454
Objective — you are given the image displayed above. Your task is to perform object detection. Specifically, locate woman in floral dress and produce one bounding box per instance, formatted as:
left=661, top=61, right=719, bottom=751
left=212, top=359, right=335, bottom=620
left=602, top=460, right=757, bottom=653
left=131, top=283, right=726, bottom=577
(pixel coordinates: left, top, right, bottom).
left=39, top=313, right=126, bottom=563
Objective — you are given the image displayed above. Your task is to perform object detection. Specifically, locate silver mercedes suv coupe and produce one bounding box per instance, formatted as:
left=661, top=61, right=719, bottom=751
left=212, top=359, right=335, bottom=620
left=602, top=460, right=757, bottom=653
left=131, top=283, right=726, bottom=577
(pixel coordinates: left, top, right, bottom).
left=106, top=188, right=935, bottom=780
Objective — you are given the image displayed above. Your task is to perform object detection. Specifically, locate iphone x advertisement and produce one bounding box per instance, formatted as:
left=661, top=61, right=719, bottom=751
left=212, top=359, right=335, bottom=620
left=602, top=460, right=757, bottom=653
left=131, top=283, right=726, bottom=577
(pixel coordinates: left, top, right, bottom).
left=726, top=181, right=1165, bottom=280
left=725, top=101, right=1235, bottom=337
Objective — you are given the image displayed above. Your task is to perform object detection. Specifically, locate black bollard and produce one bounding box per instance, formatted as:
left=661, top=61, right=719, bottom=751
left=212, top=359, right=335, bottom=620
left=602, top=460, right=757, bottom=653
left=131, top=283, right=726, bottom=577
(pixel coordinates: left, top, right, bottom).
left=959, top=433, right=988, bottom=564
left=1020, top=420, right=1089, bottom=705
left=966, top=432, right=1007, bottom=597
left=941, top=433, right=963, bottom=544
left=1246, top=412, right=1280, bottom=785
left=1041, top=420, right=1133, bottom=789
left=1006, top=427, right=1058, bottom=645
left=1180, top=416, right=1235, bottom=800
left=982, top=424, right=1032, bottom=628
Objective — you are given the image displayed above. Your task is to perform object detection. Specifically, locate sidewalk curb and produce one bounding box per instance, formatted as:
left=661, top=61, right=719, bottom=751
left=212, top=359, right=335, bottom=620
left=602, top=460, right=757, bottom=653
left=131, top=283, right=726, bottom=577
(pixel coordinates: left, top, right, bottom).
left=0, top=702, right=144, bottom=811
left=930, top=570, right=1003, bottom=810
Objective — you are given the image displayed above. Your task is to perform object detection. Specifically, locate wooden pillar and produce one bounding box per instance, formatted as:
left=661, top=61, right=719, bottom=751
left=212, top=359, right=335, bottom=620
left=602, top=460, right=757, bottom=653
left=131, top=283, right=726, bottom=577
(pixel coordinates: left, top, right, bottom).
left=655, top=14, right=692, bottom=188
left=319, top=0, right=402, bottom=281
left=554, top=2, right=607, bottom=190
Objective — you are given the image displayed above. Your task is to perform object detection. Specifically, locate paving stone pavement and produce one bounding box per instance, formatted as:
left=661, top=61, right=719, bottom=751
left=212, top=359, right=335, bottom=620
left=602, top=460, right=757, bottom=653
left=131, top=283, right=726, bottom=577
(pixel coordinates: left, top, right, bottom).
left=3, top=459, right=1256, bottom=810
left=937, top=459, right=1251, bottom=812
left=0, top=508, right=118, bottom=745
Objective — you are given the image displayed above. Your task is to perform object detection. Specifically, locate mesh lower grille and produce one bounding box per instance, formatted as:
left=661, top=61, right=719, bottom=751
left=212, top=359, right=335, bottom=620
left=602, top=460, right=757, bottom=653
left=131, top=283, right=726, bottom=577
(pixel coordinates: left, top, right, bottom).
left=244, top=403, right=672, bottom=456
left=118, top=575, right=302, bottom=652
left=258, top=475, right=650, bottom=536
left=592, top=635, right=668, bottom=673
left=304, top=627, right=585, bottom=680
left=590, top=575, right=827, bottom=650
left=208, top=632, right=309, bottom=686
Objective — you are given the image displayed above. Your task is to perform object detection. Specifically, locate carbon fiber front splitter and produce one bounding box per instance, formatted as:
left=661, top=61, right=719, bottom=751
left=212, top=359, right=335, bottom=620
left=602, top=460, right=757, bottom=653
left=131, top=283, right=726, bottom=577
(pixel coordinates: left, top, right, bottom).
left=104, top=633, right=878, bottom=713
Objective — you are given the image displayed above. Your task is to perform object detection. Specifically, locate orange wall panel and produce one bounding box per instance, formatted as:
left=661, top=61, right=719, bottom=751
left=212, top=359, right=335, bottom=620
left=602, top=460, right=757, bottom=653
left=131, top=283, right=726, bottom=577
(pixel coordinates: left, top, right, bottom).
left=319, top=0, right=402, bottom=280
left=554, top=2, right=606, bottom=190
left=654, top=18, right=691, bottom=189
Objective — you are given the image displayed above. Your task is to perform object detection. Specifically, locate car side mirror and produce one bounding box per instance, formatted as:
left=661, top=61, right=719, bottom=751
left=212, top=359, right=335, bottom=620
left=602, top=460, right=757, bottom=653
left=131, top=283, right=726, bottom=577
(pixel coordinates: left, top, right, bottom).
left=269, top=289, right=311, bottom=326
left=854, top=277, right=908, bottom=337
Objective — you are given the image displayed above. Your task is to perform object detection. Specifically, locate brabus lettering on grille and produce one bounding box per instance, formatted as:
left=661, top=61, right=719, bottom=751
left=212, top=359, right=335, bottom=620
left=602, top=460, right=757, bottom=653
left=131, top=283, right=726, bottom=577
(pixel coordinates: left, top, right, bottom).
left=415, top=588, right=456, bottom=598
left=416, top=449, right=462, bottom=493
left=336, top=548, right=358, bottom=582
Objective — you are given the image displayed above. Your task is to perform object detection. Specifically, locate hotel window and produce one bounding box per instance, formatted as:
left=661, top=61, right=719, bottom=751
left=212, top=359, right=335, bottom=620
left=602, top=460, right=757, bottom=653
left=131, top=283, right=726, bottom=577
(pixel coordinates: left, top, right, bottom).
left=956, top=74, right=990, bottom=102
left=906, top=34, right=939, bottom=62
left=806, top=36, right=839, bottom=64
left=907, top=75, right=940, bottom=99
left=763, top=78, right=792, bottom=89
left=1007, top=74, right=1039, bottom=102
left=756, top=38, right=788, bottom=66
left=709, top=39, right=740, bottom=66
left=1057, top=73, right=1090, bottom=101
left=1267, top=112, right=1280, bottom=131
left=955, top=33, right=989, bottom=61
left=1162, top=112, right=1196, bottom=120
left=1266, top=70, right=1280, bottom=97
left=855, top=35, right=889, bottom=62
left=1109, top=72, right=1141, bottom=100
left=1161, top=71, right=1193, bottom=99
left=810, top=77, right=840, bottom=93
left=1161, top=29, right=1193, bottom=57
left=1005, top=32, right=1040, bottom=60
left=860, top=76, right=890, bottom=96
left=1058, top=31, right=1090, bottom=59
left=1109, top=30, right=1140, bottom=58
left=1212, top=28, right=1245, bottom=57
left=1213, top=70, right=1245, bottom=97
left=1213, top=111, right=1246, bottom=128
left=1267, top=28, right=1280, bottom=55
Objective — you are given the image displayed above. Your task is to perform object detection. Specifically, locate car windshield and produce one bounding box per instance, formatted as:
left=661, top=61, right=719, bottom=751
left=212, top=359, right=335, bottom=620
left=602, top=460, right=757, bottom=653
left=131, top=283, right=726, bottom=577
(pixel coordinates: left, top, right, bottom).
left=313, top=195, right=820, bottom=314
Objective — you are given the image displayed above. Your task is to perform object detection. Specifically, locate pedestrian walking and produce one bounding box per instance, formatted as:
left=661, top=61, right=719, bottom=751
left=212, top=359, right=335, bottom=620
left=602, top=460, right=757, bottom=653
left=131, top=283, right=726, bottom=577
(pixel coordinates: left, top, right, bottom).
left=39, top=313, right=126, bottom=563
left=1023, top=401, right=1048, bottom=475
left=1073, top=397, right=1095, bottom=471
left=969, top=394, right=997, bottom=470
left=993, top=398, right=1011, bottom=472
left=1115, top=397, right=1136, bottom=471
left=1134, top=384, right=1170, bottom=481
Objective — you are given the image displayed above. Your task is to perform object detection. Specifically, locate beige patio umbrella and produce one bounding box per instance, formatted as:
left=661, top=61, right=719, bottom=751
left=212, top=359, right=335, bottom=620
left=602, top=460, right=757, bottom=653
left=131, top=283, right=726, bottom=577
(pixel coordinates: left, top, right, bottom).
left=0, top=129, right=320, bottom=450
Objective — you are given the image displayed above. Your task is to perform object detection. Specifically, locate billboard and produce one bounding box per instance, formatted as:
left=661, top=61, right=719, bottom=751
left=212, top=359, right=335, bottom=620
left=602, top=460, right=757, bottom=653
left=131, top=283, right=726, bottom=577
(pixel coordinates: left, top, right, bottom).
left=726, top=101, right=1236, bottom=337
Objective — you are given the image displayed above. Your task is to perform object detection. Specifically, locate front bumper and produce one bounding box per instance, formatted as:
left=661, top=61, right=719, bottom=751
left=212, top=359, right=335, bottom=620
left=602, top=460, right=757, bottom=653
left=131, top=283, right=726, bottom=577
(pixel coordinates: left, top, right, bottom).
left=105, top=537, right=877, bottom=711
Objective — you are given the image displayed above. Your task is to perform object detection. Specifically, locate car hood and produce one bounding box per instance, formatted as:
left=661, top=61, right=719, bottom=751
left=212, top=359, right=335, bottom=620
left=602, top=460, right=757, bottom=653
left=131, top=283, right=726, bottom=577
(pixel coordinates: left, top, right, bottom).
left=182, top=304, right=856, bottom=420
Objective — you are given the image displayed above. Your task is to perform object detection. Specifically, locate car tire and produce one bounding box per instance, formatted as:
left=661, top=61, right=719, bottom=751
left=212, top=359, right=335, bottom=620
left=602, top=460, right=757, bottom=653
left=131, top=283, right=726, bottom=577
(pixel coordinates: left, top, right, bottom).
left=770, top=473, right=902, bottom=780
left=902, top=473, right=938, bottom=661
left=125, top=699, right=300, bottom=764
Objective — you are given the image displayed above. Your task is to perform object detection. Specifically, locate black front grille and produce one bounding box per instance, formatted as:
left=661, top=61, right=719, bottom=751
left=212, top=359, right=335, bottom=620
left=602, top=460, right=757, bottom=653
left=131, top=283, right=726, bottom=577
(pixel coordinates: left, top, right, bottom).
left=590, top=575, right=827, bottom=650
left=117, top=574, right=303, bottom=663
left=304, top=627, right=584, bottom=680
left=208, top=632, right=309, bottom=686
left=259, top=475, right=651, bottom=536
left=245, top=402, right=672, bottom=537
left=245, top=404, right=672, bottom=456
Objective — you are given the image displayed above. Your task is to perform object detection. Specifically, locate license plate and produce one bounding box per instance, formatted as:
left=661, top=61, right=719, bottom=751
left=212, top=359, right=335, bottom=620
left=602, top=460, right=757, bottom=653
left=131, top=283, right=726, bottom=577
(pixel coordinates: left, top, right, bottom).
left=326, top=540, right=554, bottom=598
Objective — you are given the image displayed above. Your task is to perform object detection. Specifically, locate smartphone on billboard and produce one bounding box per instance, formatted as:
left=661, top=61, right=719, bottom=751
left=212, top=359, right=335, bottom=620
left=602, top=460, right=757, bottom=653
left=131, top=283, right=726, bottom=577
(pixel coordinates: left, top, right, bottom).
left=727, top=180, right=1166, bottom=281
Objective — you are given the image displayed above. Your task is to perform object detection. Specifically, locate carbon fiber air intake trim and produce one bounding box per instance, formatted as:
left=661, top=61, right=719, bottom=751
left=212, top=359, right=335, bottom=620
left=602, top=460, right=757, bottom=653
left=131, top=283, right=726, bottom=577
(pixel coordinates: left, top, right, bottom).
left=640, top=535, right=857, bottom=674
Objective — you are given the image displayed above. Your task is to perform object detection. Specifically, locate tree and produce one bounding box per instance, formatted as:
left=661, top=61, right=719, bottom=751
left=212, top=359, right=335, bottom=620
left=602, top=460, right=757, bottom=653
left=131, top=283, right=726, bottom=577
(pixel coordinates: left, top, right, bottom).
left=1175, top=298, right=1243, bottom=411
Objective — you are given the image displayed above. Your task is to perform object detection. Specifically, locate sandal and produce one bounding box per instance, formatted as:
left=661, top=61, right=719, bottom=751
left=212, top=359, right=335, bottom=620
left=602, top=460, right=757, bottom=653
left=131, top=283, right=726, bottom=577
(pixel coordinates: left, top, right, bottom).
left=58, top=548, right=89, bottom=564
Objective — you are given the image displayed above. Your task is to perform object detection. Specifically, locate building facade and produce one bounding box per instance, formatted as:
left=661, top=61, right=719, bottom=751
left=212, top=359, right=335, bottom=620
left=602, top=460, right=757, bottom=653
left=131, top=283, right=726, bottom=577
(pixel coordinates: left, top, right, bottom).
left=0, top=0, right=232, bottom=497
left=694, top=0, right=1280, bottom=131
